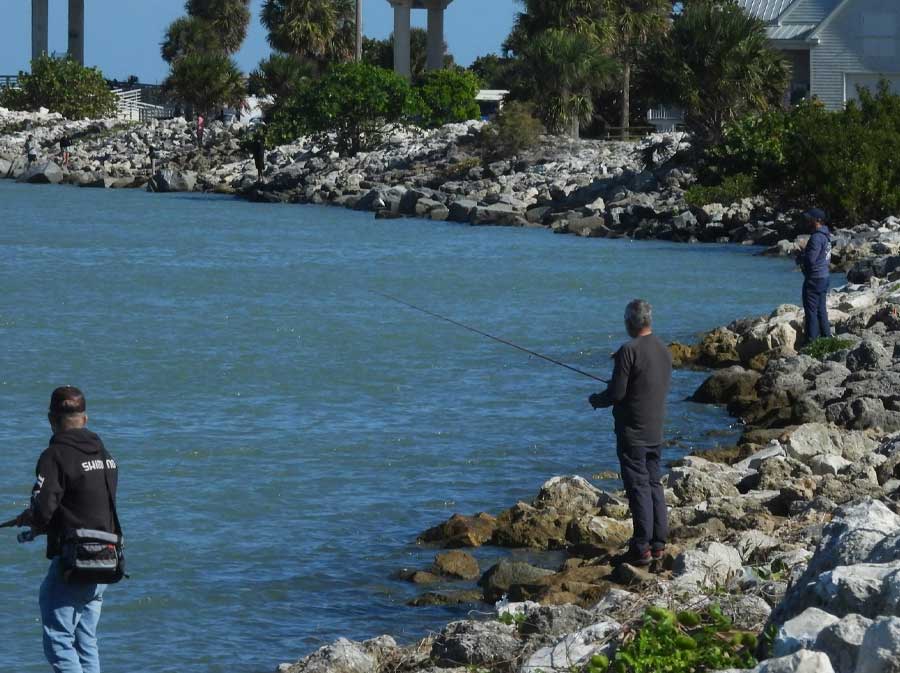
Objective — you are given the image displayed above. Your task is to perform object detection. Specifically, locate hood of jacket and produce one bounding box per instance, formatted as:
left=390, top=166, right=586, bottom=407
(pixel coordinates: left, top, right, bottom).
left=50, top=428, right=104, bottom=456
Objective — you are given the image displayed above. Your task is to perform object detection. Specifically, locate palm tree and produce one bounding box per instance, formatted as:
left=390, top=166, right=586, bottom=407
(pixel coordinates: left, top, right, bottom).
left=596, top=0, right=669, bottom=137
left=261, top=0, right=356, bottom=68
left=356, top=0, right=363, bottom=61
left=163, top=52, right=246, bottom=116
left=161, top=16, right=219, bottom=63
left=505, top=0, right=603, bottom=55
left=656, top=0, right=790, bottom=142
left=185, top=0, right=252, bottom=55
left=520, top=29, right=618, bottom=137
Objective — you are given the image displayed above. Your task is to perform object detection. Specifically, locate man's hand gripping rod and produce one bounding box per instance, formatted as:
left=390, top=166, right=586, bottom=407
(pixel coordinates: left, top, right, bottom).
left=1, top=517, right=37, bottom=543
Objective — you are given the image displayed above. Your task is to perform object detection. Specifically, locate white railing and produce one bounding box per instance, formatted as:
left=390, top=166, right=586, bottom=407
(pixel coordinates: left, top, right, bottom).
left=112, top=88, right=169, bottom=122
left=0, top=75, right=19, bottom=89
left=646, top=105, right=685, bottom=132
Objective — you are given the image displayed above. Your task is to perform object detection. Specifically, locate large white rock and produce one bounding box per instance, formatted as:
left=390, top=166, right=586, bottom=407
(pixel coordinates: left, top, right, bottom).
left=735, top=443, right=787, bottom=471
left=815, top=613, right=872, bottom=673
left=814, top=563, right=900, bottom=617
left=774, top=607, right=840, bottom=657
left=519, top=620, right=620, bottom=673
left=854, top=617, right=900, bottom=673
left=673, top=541, right=743, bottom=592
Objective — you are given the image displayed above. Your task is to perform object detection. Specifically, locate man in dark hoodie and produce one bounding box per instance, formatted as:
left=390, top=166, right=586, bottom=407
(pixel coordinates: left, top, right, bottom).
left=796, top=208, right=833, bottom=341
left=14, top=386, right=119, bottom=673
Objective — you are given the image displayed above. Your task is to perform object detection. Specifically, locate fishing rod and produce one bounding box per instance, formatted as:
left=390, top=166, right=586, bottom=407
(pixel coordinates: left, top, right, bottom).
left=372, top=290, right=609, bottom=384
left=0, top=518, right=17, bottom=529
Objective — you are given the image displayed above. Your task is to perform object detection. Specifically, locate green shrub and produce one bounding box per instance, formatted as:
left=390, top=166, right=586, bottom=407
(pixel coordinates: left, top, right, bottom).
left=706, top=109, right=792, bottom=187
left=415, top=69, right=482, bottom=128
left=267, top=63, right=415, bottom=155
left=782, top=86, right=900, bottom=223
left=479, top=101, right=544, bottom=160
left=801, top=337, right=855, bottom=360
left=684, top=173, right=756, bottom=207
left=608, top=605, right=757, bottom=673
left=1, top=55, right=116, bottom=120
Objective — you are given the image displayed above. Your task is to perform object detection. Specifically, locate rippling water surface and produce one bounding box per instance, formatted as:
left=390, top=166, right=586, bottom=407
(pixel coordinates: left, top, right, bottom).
left=0, top=181, right=798, bottom=672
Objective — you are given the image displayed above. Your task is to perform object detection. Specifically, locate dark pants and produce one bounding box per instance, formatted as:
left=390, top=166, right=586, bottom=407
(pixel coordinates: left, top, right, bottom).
left=617, top=441, right=667, bottom=554
left=803, top=276, right=831, bottom=341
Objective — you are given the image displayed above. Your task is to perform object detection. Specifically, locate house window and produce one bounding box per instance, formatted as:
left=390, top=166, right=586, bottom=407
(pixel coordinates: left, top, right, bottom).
left=861, top=11, right=898, bottom=59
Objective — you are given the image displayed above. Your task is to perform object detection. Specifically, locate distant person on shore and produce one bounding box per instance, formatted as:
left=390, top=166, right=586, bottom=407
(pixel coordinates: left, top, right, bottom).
left=59, top=136, right=71, bottom=167
left=148, top=144, right=158, bottom=174
left=196, top=114, right=205, bottom=148
left=25, top=135, right=38, bottom=166
left=12, top=386, right=123, bottom=673
left=796, top=208, right=833, bottom=342
left=251, top=136, right=265, bottom=183
left=590, top=300, right=672, bottom=567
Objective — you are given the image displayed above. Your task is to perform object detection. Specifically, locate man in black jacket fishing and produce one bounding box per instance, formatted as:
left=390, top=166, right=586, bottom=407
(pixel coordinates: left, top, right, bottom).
left=14, top=386, right=119, bottom=673
left=589, top=300, right=672, bottom=567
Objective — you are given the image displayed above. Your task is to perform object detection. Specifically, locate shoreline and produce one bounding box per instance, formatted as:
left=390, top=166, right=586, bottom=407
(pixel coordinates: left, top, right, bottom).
left=6, top=109, right=900, bottom=673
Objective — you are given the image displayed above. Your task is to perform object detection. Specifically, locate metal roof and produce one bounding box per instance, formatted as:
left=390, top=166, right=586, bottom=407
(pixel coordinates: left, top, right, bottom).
left=735, top=0, right=794, bottom=22
left=766, top=23, right=817, bottom=40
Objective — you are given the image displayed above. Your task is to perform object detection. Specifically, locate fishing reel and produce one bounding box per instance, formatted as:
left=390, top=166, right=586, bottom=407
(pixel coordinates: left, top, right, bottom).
left=17, top=530, right=36, bottom=544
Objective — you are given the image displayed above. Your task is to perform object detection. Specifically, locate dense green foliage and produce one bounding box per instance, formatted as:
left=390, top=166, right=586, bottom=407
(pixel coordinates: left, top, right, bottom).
left=261, top=0, right=355, bottom=69
left=416, top=70, right=481, bottom=128
left=161, top=0, right=249, bottom=112
left=248, top=52, right=313, bottom=99
left=468, top=54, right=514, bottom=90
left=684, top=174, right=756, bottom=207
left=784, top=86, right=900, bottom=223
left=162, top=0, right=250, bottom=62
left=163, top=52, right=246, bottom=116
left=267, top=63, right=413, bottom=155
left=480, top=102, right=545, bottom=160
left=701, top=84, right=900, bottom=222
left=516, top=28, right=618, bottom=137
left=608, top=606, right=757, bottom=673
left=0, top=56, right=116, bottom=120
left=653, top=0, right=789, bottom=143
left=801, top=337, right=855, bottom=360
left=363, top=29, right=455, bottom=83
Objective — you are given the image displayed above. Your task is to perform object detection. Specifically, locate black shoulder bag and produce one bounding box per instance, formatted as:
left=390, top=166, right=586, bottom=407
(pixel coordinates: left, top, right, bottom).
left=60, top=453, right=126, bottom=585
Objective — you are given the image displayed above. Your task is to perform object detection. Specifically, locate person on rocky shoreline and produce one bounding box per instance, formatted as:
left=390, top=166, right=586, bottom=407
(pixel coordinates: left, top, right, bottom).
left=589, top=299, right=672, bottom=567
left=13, top=387, right=123, bottom=673
left=796, top=208, right=833, bottom=341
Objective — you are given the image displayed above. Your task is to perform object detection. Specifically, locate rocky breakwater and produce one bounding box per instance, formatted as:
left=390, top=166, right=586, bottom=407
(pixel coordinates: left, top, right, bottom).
left=0, top=106, right=247, bottom=191
left=242, top=123, right=803, bottom=246
left=1, top=108, right=815, bottom=248
left=276, top=429, right=900, bottom=673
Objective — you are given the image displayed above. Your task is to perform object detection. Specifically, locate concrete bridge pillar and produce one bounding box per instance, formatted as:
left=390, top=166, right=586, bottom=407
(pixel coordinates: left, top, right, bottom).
left=391, top=0, right=412, bottom=79
left=387, top=0, right=453, bottom=79
left=426, top=3, right=445, bottom=71
left=68, top=0, right=85, bottom=65
left=31, top=0, right=48, bottom=63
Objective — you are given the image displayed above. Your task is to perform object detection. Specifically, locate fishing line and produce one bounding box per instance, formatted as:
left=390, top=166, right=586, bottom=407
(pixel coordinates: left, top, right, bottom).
left=372, top=290, right=609, bottom=384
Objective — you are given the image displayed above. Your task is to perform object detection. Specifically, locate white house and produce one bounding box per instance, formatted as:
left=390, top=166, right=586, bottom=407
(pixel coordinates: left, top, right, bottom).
left=737, top=0, right=900, bottom=108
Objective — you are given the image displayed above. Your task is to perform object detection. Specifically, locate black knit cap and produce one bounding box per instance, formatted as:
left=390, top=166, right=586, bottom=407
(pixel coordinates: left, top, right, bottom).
left=49, top=386, right=86, bottom=416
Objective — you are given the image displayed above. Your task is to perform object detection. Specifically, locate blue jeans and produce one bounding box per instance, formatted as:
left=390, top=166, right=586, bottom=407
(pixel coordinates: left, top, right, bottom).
left=803, top=276, right=832, bottom=341
left=39, top=559, right=107, bottom=673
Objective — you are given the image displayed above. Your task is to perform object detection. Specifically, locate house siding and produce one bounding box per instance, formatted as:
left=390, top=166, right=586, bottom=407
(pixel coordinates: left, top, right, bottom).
left=811, top=0, right=900, bottom=108
left=784, top=0, right=842, bottom=23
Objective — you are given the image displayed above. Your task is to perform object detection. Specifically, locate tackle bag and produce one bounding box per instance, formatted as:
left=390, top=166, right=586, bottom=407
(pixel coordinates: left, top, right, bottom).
left=60, top=449, right=126, bottom=584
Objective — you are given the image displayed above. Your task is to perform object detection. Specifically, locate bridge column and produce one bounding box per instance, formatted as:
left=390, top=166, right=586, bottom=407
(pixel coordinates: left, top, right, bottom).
left=68, top=0, right=85, bottom=65
left=390, top=0, right=412, bottom=80
left=31, top=0, right=48, bottom=63
left=426, top=3, right=444, bottom=71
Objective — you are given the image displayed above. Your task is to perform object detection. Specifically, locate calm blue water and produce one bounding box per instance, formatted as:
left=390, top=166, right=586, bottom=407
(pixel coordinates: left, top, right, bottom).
left=0, top=181, right=797, bottom=672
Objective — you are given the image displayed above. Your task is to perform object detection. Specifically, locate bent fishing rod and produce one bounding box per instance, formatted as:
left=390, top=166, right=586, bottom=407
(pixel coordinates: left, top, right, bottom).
left=372, top=290, right=609, bottom=384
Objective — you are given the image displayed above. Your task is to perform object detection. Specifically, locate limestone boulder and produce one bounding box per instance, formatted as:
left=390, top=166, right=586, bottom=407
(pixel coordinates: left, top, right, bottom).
left=431, top=620, right=521, bottom=669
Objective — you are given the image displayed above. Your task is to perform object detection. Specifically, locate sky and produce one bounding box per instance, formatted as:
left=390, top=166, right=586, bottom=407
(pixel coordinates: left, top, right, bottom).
left=0, top=0, right=517, bottom=84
